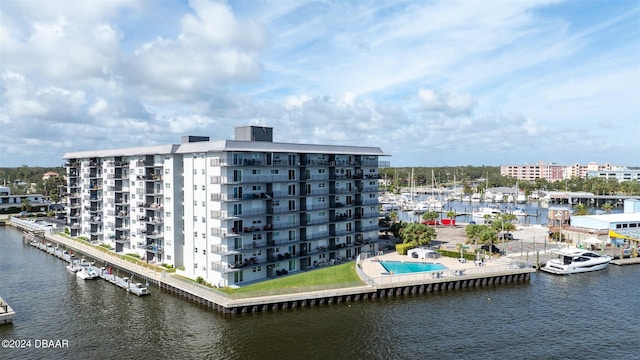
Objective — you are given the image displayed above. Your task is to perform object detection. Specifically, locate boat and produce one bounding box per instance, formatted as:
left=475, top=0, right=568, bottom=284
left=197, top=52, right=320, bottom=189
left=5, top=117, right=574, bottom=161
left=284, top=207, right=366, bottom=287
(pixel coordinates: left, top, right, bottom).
left=66, top=258, right=83, bottom=273
left=516, top=192, right=527, bottom=204
left=541, top=249, right=612, bottom=275
left=76, top=266, right=99, bottom=280
left=472, top=206, right=503, bottom=219
left=99, top=267, right=150, bottom=296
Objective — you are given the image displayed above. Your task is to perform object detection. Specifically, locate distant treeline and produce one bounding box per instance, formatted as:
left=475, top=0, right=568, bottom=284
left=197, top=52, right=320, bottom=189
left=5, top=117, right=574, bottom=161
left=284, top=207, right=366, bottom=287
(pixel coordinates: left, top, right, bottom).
left=0, top=166, right=66, bottom=196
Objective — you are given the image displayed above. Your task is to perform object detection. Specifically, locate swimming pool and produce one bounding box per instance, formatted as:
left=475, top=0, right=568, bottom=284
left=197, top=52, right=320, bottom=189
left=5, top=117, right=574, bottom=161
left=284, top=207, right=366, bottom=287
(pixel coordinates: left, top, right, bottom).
left=380, top=261, right=448, bottom=274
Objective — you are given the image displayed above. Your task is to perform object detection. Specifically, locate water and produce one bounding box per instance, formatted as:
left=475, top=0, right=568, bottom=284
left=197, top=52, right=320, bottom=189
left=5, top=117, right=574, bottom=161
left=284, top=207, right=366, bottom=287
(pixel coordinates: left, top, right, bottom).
left=397, top=200, right=623, bottom=225
left=380, top=261, right=448, bottom=274
left=1, top=226, right=638, bottom=359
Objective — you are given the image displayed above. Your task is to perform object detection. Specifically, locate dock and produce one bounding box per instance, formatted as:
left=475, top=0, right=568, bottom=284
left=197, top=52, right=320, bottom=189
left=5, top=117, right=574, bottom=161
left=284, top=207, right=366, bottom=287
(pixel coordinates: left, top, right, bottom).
left=610, top=257, right=640, bottom=266
left=12, top=217, right=537, bottom=314
left=0, top=297, right=16, bottom=325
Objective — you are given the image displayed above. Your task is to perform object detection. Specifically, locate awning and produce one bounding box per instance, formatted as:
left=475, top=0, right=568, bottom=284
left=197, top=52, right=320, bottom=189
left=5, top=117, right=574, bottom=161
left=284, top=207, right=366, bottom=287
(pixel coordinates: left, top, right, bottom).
left=583, top=237, right=604, bottom=245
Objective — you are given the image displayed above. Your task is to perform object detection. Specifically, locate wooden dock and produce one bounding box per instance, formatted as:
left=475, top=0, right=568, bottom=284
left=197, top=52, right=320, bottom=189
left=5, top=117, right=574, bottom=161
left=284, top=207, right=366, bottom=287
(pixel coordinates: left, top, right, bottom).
left=610, top=257, right=640, bottom=266
left=0, top=296, right=16, bottom=325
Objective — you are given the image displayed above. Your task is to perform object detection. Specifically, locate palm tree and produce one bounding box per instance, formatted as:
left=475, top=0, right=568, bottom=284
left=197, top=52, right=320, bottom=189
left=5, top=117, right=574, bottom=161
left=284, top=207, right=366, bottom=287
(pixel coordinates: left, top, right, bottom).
left=21, top=197, right=31, bottom=213
left=421, top=211, right=439, bottom=225
left=389, top=210, right=399, bottom=223
left=400, top=222, right=436, bottom=247
left=574, top=203, right=589, bottom=216
left=601, top=203, right=614, bottom=214
left=446, top=210, right=456, bottom=226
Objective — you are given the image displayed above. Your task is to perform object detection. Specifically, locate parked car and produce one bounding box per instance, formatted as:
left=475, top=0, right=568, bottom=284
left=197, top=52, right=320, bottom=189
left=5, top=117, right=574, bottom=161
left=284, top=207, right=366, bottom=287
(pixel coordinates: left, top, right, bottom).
left=481, top=244, right=502, bottom=254
left=499, top=232, right=514, bottom=240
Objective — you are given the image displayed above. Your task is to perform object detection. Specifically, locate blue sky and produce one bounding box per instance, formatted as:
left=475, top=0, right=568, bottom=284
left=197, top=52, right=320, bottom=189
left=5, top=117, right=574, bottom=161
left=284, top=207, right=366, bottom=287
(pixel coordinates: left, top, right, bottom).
left=1, top=0, right=638, bottom=168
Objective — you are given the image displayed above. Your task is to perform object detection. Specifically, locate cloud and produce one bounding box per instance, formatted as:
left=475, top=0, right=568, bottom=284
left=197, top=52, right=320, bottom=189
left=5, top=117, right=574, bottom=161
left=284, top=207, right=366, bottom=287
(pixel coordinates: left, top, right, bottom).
left=417, top=89, right=477, bottom=117
left=128, top=0, right=267, bottom=101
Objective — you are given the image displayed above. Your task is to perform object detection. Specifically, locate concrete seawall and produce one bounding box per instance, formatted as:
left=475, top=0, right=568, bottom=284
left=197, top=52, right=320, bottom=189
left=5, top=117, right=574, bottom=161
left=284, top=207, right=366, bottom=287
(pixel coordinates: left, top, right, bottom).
left=11, top=218, right=535, bottom=314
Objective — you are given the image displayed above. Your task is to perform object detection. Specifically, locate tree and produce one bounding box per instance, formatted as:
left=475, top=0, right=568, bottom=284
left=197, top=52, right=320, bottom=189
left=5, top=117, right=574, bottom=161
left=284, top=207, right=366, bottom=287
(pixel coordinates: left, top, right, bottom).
left=446, top=210, right=456, bottom=226
left=574, top=203, right=589, bottom=216
left=389, top=210, right=399, bottom=223
left=421, top=211, right=439, bottom=225
left=21, top=197, right=31, bottom=213
left=400, top=222, right=436, bottom=247
left=601, top=203, right=614, bottom=214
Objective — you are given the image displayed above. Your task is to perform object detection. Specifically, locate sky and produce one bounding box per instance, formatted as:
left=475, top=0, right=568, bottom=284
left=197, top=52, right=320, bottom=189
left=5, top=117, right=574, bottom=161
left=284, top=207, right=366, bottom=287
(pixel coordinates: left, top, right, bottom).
left=1, top=0, right=639, bottom=168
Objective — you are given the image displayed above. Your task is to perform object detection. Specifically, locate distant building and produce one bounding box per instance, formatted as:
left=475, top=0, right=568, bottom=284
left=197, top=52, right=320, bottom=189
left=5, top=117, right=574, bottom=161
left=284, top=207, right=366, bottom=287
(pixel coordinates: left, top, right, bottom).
left=501, top=161, right=624, bottom=182
left=0, top=186, right=9, bottom=196
left=570, top=199, right=640, bottom=246
left=63, top=126, right=386, bottom=287
left=42, top=172, right=60, bottom=181
left=585, top=169, right=640, bottom=182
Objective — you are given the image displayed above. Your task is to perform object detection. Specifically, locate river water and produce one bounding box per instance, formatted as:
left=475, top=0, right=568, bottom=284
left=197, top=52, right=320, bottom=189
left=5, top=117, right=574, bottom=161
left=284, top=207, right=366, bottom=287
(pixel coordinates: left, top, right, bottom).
left=1, top=226, right=638, bottom=360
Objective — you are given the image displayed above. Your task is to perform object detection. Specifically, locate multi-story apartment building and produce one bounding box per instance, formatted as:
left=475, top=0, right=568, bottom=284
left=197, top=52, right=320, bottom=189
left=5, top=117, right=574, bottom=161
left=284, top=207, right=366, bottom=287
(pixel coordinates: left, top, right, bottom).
left=586, top=169, right=640, bottom=182
left=63, top=126, right=386, bottom=287
left=501, top=161, right=623, bottom=182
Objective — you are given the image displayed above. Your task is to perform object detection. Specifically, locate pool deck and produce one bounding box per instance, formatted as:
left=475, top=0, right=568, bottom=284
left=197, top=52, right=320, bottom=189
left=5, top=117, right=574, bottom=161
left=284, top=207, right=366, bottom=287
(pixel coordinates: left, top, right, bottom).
left=359, top=250, right=534, bottom=289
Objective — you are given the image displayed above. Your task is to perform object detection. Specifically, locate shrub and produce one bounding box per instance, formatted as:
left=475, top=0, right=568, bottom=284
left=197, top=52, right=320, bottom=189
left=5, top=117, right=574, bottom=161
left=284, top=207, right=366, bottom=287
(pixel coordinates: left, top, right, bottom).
left=125, top=253, right=141, bottom=259
left=395, top=242, right=415, bottom=255
left=99, top=243, right=111, bottom=249
left=196, top=276, right=205, bottom=284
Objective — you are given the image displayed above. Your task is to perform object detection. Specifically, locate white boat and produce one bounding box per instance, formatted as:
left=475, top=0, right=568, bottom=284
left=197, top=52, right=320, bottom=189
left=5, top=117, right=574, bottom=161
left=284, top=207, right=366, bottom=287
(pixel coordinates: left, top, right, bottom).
left=510, top=208, right=527, bottom=216
left=472, top=206, right=503, bottom=219
left=541, top=249, right=611, bottom=275
left=516, top=192, right=527, bottom=204
left=99, top=267, right=150, bottom=296
left=76, top=266, right=99, bottom=280
left=66, top=258, right=83, bottom=273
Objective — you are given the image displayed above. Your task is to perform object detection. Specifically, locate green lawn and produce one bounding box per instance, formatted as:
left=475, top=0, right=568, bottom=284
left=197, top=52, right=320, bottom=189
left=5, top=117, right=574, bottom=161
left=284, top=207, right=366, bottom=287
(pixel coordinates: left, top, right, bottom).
left=219, top=261, right=365, bottom=296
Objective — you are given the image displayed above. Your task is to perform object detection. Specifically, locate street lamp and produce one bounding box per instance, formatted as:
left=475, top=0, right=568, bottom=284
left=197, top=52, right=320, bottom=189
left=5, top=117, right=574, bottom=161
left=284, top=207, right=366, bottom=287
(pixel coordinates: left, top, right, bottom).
left=555, top=213, right=562, bottom=245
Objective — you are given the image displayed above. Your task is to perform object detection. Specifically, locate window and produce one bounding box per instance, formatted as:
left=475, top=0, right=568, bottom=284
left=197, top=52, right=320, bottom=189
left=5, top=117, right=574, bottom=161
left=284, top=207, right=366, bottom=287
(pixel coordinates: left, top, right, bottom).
left=202, top=201, right=205, bottom=207
left=252, top=185, right=262, bottom=191
left=194, top=232, right=197, bottom=238
left=194, top=185, right=197, bottom=190
left=271, top=169, right=279, bottom=174
left=252, top=169, right=261, bottom=175
left=288, top=230, right=295, bottom=241
left=202, top=169, right=206, bottom=174
left=165, top=183, right=170, bottom=188
left=166, top=212, right=171, bottom=218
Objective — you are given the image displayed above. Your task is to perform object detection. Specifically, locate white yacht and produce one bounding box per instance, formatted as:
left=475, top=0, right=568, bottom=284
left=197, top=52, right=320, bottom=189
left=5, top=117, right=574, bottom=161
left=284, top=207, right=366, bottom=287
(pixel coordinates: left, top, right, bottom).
left=541, top=249, right=611, bottom=275
left=472, top=206, right=503, bottom=219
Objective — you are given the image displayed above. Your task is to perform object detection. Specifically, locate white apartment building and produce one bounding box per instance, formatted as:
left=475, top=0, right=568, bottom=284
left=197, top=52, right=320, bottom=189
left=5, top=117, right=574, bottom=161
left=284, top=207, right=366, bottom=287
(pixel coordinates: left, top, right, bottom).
left=63, top=126, right=386, bottom=287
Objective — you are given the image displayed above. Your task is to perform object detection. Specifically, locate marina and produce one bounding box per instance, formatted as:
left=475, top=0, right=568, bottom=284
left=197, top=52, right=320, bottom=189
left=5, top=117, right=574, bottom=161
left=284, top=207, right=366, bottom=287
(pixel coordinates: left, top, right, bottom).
left=1, top=225, right=638, bottom=359
left=12, top=216, right=537, bottom=314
